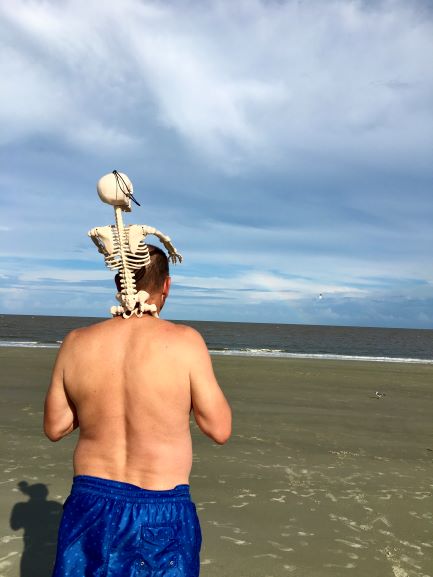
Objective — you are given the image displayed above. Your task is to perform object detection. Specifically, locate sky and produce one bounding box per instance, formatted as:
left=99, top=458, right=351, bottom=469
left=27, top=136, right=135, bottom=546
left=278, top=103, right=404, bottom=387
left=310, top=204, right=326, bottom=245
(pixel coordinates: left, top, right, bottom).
left=1, top=0, right=432, bottom=328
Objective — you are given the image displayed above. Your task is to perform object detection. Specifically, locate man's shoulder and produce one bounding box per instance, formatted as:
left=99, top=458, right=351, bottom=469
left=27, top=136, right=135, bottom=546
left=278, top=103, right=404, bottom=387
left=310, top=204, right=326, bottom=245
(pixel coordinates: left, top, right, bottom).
left=156, top=321, right=207, bottom=349
left=60, top=319, right=111, bottom=348
left=155, top=320, right=198, bottom=339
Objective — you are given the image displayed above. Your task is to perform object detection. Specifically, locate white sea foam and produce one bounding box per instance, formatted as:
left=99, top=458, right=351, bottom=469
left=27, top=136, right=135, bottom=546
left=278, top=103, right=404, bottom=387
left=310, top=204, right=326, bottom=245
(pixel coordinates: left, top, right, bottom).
left=0, top=340, right=59, bottom=349
left=210, top=349, right=433, bottom=364
left=1, top=340, right=432, bottom=364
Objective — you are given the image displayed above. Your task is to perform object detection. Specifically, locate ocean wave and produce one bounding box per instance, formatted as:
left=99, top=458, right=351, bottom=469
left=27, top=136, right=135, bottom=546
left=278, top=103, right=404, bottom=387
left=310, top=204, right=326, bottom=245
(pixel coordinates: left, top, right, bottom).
left=0, top=340, right=60, bottom=349
left=210, top=348, right=433, bottom=364
left=1, top=340, right=432, bottom=364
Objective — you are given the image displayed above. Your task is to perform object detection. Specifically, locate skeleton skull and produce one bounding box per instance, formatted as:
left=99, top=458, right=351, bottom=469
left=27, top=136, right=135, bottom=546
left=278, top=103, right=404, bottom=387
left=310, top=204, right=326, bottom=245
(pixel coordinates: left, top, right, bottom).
left=97, top=171, right=133, bottom=212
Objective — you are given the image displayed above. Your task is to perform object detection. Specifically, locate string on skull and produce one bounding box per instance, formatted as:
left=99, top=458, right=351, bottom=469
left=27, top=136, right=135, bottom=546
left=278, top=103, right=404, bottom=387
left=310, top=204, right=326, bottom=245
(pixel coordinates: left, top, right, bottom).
left=113, top=170, right=141, bottom=207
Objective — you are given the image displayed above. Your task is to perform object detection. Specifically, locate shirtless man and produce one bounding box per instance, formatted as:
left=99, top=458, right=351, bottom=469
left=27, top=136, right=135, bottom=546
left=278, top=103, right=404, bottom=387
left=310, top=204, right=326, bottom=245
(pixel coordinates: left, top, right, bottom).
left=44, top=245, right=232, bottom=577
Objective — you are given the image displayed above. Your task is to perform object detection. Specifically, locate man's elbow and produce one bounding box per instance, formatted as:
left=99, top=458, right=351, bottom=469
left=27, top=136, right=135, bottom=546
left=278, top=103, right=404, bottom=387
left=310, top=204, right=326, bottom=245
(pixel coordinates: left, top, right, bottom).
left=194, top=405, right=232, bottom=444
left=213, top=428, right=231, bottom=445
left=43, top=420, right=74, bottom=442
left=212, top=413, right=232, bottom=445
left=198, top=418, right=232, bottom=444
left=44, top=426, right=63, bottom=442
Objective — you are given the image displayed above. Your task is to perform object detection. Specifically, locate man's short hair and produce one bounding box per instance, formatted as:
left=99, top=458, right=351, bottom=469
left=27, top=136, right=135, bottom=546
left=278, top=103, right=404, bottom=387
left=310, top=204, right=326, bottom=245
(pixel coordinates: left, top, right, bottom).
left=115, top=244, right=169, bottom=294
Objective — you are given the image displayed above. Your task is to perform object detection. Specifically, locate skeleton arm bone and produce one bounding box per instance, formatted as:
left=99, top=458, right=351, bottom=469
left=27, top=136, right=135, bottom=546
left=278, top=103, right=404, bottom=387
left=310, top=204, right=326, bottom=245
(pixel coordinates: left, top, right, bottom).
left=88, top=231, right=107, bottom=256
left=88, top=226, right=115, bottom=256
left=139, top=226, right=183, bottom=263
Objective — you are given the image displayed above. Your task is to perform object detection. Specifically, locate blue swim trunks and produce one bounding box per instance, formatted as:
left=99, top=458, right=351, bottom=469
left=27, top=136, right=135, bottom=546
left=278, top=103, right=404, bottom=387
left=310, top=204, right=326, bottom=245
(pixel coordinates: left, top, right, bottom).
left=52, top=475, right=202, bottom=576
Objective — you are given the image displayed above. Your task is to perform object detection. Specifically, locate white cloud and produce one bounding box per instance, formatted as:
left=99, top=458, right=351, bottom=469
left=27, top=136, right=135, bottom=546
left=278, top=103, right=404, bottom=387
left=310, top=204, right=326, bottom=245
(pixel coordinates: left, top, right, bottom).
left=173, top=270, right=366, bottom=304
left=1, top=0, right=432, bottom=169
left=1, top=0, right=432, bottom=327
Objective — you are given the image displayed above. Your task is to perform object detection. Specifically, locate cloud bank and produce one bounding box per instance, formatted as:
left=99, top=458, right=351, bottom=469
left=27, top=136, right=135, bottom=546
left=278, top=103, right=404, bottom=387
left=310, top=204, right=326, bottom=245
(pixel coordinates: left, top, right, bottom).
left=1, top=0, right=432, bottom=327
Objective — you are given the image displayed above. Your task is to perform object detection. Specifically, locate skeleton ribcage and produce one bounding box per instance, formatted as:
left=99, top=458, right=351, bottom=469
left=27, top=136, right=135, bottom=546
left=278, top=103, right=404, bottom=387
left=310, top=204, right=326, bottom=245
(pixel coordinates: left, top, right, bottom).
left=103, top=225, right=151, bottom=271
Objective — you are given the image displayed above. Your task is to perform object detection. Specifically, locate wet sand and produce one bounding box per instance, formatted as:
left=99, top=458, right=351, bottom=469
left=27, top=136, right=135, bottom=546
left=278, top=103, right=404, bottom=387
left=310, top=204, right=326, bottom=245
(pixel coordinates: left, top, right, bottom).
left=1, top=347, right=432, bottom=577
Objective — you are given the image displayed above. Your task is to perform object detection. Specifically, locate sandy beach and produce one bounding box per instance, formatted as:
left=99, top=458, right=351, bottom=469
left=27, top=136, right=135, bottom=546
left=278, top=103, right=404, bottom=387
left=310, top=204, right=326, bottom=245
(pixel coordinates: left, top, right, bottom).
left=1, top=347, right=432, bottom=577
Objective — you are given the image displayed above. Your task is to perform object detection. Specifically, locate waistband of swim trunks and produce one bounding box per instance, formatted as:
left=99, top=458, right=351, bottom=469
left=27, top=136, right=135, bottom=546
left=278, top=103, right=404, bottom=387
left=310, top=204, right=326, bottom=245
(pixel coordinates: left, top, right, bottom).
left=71, top=475, right=191, bottom=503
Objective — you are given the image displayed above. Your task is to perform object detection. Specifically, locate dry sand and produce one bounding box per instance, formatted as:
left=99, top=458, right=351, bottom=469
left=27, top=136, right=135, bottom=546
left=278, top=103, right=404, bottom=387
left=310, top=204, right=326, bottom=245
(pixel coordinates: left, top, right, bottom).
left=0, top=348, right=432, bottom=577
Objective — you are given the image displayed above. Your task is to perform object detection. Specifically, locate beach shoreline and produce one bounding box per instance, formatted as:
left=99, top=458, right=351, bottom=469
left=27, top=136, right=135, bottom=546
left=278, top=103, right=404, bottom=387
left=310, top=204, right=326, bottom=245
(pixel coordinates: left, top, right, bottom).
left=2, top=341, right=433, bottom=366
left=1, top=348, right=432, bottom=576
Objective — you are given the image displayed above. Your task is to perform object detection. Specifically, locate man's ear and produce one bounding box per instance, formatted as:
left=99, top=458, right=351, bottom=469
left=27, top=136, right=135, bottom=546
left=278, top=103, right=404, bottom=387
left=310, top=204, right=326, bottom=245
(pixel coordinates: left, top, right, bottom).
left=163, top=276, right=171, bottom=299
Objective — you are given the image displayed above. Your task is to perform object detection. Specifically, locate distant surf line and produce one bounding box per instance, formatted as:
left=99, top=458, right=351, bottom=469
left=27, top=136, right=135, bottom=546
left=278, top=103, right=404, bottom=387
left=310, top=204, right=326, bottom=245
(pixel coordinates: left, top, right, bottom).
left=210, top=348, right=433, bottom=364
left=1, top=340, right=432, bottom=364
left=0, top=340, right=61, bottom=349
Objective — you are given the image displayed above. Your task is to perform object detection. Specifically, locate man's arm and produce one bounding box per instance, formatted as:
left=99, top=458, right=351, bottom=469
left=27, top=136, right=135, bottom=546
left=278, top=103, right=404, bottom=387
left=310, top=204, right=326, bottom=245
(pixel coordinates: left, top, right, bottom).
left=44, top=332, right=79, bottom=442
left=188, top=328, right=232, bottom=444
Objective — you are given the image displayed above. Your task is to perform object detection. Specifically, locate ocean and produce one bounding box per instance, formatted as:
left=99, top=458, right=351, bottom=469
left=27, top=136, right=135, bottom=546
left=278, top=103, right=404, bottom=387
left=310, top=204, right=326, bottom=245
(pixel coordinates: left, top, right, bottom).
left=0, top=314, right=432, bottom=364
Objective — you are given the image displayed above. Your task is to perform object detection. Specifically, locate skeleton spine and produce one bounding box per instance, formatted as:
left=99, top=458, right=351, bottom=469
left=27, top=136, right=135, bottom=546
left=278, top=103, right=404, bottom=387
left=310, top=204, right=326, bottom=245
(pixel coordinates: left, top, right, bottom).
left=114, top=207, right=137, bottom=311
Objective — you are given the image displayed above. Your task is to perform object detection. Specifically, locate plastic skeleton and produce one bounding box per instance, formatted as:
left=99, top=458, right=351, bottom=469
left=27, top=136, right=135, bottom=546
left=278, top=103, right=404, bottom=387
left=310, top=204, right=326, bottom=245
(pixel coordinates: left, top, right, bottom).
left=88, top=171, right=182, bottom=319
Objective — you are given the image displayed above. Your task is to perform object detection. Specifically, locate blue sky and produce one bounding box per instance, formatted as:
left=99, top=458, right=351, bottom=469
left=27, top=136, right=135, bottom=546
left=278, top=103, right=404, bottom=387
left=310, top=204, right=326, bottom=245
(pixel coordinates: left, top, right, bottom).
left=1, top=0, right=432, bottom=328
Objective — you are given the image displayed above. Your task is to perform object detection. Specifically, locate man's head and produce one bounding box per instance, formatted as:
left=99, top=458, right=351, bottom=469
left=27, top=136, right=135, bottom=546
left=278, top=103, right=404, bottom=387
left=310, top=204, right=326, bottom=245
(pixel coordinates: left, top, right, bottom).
left=115, top=244, right=171, bottom=312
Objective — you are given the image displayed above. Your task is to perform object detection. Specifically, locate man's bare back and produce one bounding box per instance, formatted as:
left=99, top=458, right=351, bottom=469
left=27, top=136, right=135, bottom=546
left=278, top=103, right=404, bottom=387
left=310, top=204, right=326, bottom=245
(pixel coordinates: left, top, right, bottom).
left=44, top=314, right=232, bottom=490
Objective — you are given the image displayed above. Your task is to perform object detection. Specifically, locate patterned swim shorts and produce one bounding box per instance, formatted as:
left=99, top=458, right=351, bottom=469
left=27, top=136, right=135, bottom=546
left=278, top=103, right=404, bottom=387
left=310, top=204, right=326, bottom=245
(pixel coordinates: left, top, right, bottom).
left=52, top=475, right=202, bottom=577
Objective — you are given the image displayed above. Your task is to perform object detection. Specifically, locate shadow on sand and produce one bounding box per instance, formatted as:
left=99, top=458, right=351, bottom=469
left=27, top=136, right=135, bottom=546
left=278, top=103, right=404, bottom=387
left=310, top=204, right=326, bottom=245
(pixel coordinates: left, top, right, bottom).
left=10, top=481, right=63, bottom=577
